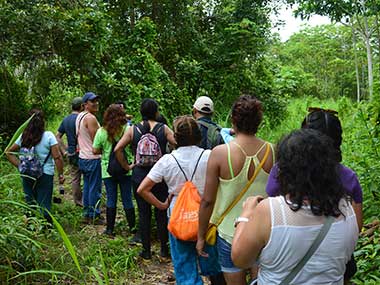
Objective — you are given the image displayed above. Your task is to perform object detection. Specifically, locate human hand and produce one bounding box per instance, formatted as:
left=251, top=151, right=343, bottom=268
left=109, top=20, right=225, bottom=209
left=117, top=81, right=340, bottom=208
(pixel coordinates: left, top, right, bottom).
left=58, top=174, right=65, bottom=184
left=159, top=194, right=173, bottom=210
left=196, top=238, right=209, bottom=258
left=241, top=196, right=264, bottom=217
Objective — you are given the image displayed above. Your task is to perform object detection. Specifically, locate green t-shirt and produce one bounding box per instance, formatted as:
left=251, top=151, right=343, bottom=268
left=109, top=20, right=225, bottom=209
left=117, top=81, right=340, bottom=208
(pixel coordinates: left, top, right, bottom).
left=93, top=126, right=132, bottom=179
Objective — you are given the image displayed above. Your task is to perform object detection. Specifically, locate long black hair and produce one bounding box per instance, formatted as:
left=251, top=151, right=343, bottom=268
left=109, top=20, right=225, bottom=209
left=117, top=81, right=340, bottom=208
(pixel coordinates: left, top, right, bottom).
left=140, top=98, right=159, bottom=133
left=21, top=109, right=45, bottom=148
left=302, top=110, right=342, bottom=161
left=277, top=129, right=344, bottom=217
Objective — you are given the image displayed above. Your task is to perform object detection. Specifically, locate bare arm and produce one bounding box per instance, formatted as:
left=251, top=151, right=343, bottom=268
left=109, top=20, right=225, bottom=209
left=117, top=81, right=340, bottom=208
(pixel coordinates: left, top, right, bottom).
left=55, top=131, right=67, bottom=155
left=92, top=147, right=102, bottom=155
left=51, top=144, right=65, bottom=184
left=115, top=127, right=133, bottom=171
left=6, top=143, right=20, bottom=168
left=137, top=177, right=169, bottom=210
left=164, top=125, right=176, bottom=146
left=85, top=115, right=99, bottom=141
left=231, top=197, right=271, bottom=268
left=196, top=148, right=222, bottom=257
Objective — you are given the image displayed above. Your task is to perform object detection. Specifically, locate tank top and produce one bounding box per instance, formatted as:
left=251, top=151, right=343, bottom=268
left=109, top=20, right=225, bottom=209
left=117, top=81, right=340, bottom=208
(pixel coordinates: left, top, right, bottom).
left=258, top=196, right=358, bottom=285
left=76, top=111, right=101, bottom=160
left=131, top=122, right=167, bottom=183
left=210, top=141, right=274, bottom=244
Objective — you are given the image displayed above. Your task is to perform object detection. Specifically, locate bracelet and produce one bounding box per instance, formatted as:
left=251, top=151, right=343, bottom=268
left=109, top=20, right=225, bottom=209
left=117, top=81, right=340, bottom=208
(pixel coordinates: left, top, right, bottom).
left=234, top=217, right=249, bottom=228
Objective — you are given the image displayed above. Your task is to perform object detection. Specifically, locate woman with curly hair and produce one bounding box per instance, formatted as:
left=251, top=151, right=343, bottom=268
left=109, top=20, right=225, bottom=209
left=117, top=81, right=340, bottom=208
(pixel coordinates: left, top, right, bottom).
left=197, top=95, right=275, bottom=285
left=6, top=109, right=65, bottom=222
left=93, top=104, right=134, bottom=236
left=231, top=129, right=359, bottom=285
left=137, top=115, right=225, bottom=285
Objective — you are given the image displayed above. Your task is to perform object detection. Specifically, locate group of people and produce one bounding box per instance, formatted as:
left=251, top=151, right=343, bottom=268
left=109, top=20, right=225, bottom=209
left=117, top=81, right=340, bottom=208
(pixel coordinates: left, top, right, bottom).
left=6, top=92, right=362, bottom=285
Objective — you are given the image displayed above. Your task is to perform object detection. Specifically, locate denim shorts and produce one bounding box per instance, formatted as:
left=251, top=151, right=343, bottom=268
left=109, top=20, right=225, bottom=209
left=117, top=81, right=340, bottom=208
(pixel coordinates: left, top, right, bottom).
left=217, top=234, right=244, bottom=273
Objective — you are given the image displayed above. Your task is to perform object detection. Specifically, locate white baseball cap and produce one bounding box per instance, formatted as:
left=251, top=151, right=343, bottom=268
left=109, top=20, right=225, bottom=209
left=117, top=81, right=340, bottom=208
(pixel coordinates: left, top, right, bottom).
left=193, top=96, right=214, bottom=114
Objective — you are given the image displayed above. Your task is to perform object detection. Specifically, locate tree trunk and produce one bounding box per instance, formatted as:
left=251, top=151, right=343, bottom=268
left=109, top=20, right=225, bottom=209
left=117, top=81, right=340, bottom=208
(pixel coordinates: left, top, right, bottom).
left=351, top=22, right=361, bottom=102
left=130, top=0, right=135, bottom=30
left=363, top=15, right=374, bottom=101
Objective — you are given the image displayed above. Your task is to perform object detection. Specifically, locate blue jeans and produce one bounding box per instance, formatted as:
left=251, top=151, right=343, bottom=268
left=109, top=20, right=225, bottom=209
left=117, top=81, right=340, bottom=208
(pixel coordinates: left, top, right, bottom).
left=169, top=233, right=221, bottom=285
left=22, top=174, right=53, bottom=219
left=79, top=158, right=102, bottom=218
left=217, top=234, right=242, bottom=273
left=103, top=175, right=133, bottom=209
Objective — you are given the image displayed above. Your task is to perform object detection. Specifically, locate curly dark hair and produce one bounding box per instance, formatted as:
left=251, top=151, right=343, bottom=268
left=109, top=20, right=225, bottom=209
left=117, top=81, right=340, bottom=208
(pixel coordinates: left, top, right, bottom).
left=277, top=129, right=345, bottom=217
left=231, top=95, right=263, bottom=135
left=103, top=104, right=127, bottom=143
left=173, top=115, right=202, bottom=147
left=21, top=109, right=45, bottom=148
left=302, top=110, right=343, bottom=161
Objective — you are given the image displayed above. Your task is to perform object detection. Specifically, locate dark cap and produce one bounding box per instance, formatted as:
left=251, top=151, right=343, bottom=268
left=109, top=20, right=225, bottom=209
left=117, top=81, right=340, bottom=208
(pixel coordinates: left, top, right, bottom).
left=71, top=97, right=83, bottom=110
left=82, top=92, right=99, bottom=103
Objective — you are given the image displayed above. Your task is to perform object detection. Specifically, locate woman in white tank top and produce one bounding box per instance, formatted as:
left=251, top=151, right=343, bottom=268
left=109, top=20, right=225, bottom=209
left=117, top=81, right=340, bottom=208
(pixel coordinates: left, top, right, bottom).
left=231, top=129, right=359, bottom=285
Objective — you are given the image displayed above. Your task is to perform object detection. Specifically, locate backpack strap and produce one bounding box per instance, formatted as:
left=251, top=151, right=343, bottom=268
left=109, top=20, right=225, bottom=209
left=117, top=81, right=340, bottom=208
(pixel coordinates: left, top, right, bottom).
left=76, top=112, right=89, bottom=137
left=171, top=150, right=205, bottom=182
left=42, top=149, right=51, bottom=167
left=151, top=122, right=164, bottom=134
left=190, top=150, right=205, bottom=181
left=279, top=216, right=334, bottom=285
left=171, top=154, right=188, bottom=181
left=31, top=146, right=51, bottom=167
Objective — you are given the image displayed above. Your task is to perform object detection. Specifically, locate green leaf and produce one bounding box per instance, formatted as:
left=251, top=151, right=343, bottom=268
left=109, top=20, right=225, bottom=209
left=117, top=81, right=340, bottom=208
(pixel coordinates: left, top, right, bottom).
left=48, top=212, right=83, bottom=274
left=1, top=113, right=35, bottom=158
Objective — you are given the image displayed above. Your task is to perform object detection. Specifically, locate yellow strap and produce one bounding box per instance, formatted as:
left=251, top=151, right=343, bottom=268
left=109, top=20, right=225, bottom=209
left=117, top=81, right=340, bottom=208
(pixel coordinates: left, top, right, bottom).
left=215, top=143, right=271, bottom=227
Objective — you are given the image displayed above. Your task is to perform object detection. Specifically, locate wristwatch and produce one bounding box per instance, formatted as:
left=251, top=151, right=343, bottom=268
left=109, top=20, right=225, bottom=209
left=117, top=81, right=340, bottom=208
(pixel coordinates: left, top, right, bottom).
left=234, top=217, right=249, bottom=228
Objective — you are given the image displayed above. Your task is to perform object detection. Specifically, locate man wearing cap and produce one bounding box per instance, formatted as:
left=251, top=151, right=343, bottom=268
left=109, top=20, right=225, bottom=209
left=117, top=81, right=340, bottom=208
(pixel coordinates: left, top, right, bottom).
left=192, top=102, right=226, bottom=285
left=76, top=92, right=103, bottom=224
left=193, top=96, right=224, bottom=150
left=56, top=97, right=84, bottom=207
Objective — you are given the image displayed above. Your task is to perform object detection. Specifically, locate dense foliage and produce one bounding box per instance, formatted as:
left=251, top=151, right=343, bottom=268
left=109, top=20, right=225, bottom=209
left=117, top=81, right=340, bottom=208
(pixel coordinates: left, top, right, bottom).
left=0, top=0, right=285, bottom=140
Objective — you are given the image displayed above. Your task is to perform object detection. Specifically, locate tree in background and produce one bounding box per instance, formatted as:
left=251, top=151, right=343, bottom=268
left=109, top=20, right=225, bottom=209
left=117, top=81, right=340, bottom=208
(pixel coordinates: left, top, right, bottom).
left=0, top=0, right=284, bottom=141
left=286, top=0, right=380, bottom=101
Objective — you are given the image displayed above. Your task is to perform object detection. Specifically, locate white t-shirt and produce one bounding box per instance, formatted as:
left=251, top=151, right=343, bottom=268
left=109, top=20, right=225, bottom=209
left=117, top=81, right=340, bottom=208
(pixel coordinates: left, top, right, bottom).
left=147, top=146, right=210, bottom=213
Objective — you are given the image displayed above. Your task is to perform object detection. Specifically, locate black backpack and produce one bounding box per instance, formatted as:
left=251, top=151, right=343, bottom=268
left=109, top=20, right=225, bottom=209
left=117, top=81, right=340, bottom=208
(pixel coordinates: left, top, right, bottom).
left=107, top=142, right=128, bottom=179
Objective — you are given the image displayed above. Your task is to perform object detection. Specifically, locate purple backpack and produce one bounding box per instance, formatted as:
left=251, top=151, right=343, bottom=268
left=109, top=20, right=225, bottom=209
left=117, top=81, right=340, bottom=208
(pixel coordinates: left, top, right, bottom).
left=18, top=147, right=50, bottom=179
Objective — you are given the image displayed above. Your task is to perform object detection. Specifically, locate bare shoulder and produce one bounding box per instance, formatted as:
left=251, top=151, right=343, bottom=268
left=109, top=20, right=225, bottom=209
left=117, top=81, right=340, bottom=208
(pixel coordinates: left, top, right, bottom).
left=84, top=113, right=97, bottom=121
left=211, top=143, right=227, bottom=156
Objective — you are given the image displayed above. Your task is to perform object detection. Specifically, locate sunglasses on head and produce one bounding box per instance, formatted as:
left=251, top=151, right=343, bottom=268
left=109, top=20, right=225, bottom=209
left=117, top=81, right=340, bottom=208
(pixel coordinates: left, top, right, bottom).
left=307, top=107, right=338, bottom=115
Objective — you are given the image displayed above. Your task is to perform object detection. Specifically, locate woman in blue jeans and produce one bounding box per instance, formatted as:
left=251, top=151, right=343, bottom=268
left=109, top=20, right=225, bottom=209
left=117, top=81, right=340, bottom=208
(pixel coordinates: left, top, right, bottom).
left=93, top=104, right=135, bottom=236
left=138, top=116, right=225, bottom=285
left=6, top=109, right=65, bottom=223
